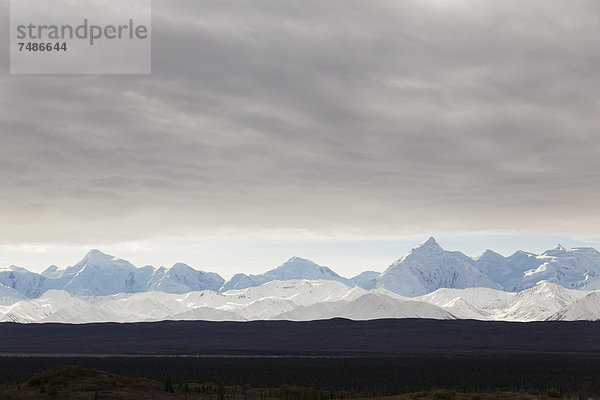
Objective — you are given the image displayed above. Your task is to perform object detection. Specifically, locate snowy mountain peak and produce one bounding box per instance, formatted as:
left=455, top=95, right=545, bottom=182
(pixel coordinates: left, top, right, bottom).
left=509, top=250, right=536, bottom=259
left=476, top=249, right=505, bottom=262
left=64, top=250, right=138, bottom=277
left=3, top=238, right=600, bottom=306
left=274, top=257, right=333, bottom=276
left=0, top=265, right=25, bottom=272
left=351, top=271, right=380, bottom=290
left=399, top=236, right=444, bottom=261
left=376, top=238, right=502, bottom=297
left=41, top=265, right=59, bottom=276
left=419, top=236, right=441, bottom=250
left=148, top=263, right=224, bottom=294
left=220, top=257, right=352, bottom=292
left=548, top=292, right=600, bottom=321
left=529, top=280, right=564, bottom=293
left=282, top=256, right=316, bottom=267
left=171, top=262, right=194, bottom=272
left=80, top=249, right=118, bottom=265
left=513, top=280, right=590, bottom=318
left=541, top=244, right=568, bottom=257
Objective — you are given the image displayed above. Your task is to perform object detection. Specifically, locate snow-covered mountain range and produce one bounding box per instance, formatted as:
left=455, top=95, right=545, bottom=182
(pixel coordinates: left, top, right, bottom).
left=221, top=256, right=355, bottom=291
left=1, top=237, right=600, bottom=323
left=0, top=249, right=225, bottom=298
left=375, top=237, right=503, bottom=296
left=0, top=279, right=597, bottom=323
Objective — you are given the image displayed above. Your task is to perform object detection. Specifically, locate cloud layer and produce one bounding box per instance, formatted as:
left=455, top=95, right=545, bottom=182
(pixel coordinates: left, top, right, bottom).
left=2, top=0, right=600, bottom=244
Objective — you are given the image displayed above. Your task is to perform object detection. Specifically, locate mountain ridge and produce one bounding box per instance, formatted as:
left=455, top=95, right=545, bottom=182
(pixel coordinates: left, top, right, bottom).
left=375, top=237, right=503, bottom=296
left=2, top=238, right=600, bottom=301
left=1, top=279, right=599, bottom=323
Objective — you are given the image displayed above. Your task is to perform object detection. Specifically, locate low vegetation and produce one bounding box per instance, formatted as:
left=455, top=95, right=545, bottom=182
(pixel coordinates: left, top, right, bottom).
left=0, top=355, right=598, bottom=399
left=0, top=364, right=579, bottom=400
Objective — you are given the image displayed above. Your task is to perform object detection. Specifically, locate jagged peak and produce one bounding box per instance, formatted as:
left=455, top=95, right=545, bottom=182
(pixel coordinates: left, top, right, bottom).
left=87, top=249, right=111, bottom=257
left=390, top=236, right=445, bottom=265
left=171, top=262, right=193, bottom=270
left=43, top=265, right=59, bottom=273
left=41, top=265, right=60, bottom=277
left=285, top=256, right=311, bottom=263
left=72, top=249, right=135, bottom=272
left=508, top=250, right=536, bottom=259
left=414, top=236, right=442, bottom=251
left=270, top=257, right=344, bottom=280
left=423, top=236, right=438, bottom=246
left=526, top=280, right=566, bottom=294
left=278, top=257, right=322, bottom=269
left=541, top=244, right=569, bottom=257
left=229, top=272, right=250, bottom=279
left=80, top=249, right=115, bottom=263
left=475, top=249, right=505, bottom=261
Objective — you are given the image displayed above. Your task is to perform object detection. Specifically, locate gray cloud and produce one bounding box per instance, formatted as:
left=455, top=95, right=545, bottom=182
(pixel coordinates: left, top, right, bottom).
left=1, top=0, right=600, bottom=244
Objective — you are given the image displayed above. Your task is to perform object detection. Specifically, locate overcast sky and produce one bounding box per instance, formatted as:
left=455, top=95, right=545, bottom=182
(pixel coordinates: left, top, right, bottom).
left=1, top=0, right=600, bottom=275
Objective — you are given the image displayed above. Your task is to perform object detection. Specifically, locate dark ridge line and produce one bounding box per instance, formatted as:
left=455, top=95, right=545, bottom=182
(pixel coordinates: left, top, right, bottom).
left=2, top=318, right=600, bottom=356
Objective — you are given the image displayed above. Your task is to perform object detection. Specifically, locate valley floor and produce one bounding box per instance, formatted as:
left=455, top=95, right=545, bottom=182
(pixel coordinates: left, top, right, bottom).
left=2, top=319, right=600, bottom=398
left=1, top=353, right=599, bottom=399
left=0, top=364, right=590, bottom=400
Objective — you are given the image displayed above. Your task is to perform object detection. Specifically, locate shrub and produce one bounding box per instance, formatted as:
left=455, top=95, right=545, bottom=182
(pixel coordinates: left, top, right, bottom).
left=164, top=373, right=174, bottom=393
left=547, top=388, right=561, bottom=398
left=432, top=389, right=456, bottom=400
